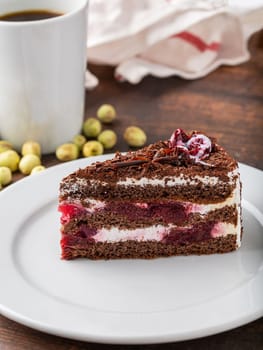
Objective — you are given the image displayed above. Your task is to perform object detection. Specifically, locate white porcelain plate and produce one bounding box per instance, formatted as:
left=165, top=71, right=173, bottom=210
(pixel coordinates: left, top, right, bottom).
left=0, top=156, right=262, bottom=344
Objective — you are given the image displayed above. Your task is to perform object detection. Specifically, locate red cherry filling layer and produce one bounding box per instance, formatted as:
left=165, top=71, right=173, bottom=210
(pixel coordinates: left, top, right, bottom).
left=58, top=204, right=86, bottom=224
left=58, top=201, right=198, bottom=226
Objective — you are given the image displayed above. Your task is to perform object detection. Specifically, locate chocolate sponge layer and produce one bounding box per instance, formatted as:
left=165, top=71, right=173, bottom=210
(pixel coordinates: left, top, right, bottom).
left=60, top=181, right=235, bottom=203
left=61, top=235, right=238, bottom=260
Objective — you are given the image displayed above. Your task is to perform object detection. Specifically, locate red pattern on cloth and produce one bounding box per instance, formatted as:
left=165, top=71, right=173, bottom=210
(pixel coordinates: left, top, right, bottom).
left=172, top=31, right=220, bottom=52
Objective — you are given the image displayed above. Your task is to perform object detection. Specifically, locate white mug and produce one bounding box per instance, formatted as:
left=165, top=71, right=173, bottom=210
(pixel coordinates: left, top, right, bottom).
left=0, top=0, right=88, bottom=154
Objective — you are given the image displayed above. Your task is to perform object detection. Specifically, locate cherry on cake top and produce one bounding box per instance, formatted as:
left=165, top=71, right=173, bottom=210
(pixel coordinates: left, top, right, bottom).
left=168, top=129, right=212, bottom=164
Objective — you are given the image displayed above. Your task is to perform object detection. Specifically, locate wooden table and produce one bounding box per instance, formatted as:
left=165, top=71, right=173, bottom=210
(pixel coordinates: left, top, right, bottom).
left=1, top=31, right=262, bottom=349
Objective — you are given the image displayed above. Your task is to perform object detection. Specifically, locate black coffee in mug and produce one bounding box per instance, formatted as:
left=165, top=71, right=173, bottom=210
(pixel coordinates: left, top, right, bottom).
left=0, top=9, right=63, bottom=22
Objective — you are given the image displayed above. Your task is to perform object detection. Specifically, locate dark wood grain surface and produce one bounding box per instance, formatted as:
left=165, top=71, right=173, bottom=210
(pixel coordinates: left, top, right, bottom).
left=1, top=31, right=262, bottom=349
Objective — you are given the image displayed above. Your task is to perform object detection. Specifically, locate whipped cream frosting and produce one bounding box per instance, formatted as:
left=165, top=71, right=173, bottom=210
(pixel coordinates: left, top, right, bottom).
left=93, top=222, right=238, bottom=243
left=116, top=169, right=239, bottom=187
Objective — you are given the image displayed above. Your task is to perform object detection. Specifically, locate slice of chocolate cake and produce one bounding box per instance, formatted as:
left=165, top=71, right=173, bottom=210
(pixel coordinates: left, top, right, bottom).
left=58, top=129, right=242, bottom=260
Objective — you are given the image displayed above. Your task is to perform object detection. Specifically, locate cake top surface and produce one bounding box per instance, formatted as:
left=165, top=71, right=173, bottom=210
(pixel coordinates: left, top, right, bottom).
left=64, top=129, right=238, bottom=183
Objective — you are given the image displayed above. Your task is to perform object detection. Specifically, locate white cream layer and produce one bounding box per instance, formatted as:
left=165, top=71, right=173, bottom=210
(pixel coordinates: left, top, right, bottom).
left=93, top=222, right=238, bottom=243
left=116, top=169, right=239, bottom=187
left=234, top=173, right=242, bottom=247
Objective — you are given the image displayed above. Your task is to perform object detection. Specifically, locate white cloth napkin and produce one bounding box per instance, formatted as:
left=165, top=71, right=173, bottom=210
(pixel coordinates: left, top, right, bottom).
left=85, top=0, right=263, bottom=88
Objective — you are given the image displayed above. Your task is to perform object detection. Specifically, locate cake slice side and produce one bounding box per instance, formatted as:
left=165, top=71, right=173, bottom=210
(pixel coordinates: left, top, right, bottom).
left=58, top=129, right=242, bottom=260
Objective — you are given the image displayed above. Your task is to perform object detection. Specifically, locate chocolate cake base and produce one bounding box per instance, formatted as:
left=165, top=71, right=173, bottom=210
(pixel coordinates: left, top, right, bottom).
left=61, top=235, right=238, bottom=260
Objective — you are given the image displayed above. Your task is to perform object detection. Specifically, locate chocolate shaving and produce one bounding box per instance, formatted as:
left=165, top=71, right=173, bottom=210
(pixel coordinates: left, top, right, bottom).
left=112, top=159, right=148, bottom=168
left=153, top=155, right=182, bottom=163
